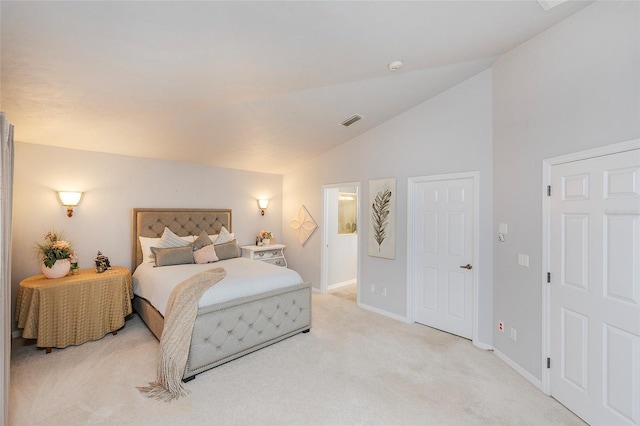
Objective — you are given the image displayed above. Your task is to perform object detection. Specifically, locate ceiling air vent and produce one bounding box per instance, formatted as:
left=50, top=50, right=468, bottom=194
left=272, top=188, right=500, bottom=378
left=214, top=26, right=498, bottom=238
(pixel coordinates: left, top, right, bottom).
left=537, top=0, right=569, bottom=10
left=341, top=114, right=363, bottom=127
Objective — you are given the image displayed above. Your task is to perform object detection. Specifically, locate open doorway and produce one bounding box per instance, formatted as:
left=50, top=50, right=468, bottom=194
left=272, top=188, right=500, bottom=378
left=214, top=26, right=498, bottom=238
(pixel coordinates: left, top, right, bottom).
left=322, top=183, right=360, bottom=304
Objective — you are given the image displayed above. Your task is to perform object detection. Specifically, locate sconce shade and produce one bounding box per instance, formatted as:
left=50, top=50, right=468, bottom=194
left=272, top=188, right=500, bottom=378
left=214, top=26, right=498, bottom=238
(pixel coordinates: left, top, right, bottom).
left=258, top=199, right=269, bottom=216
left=57, top=191, right=83, bottom=217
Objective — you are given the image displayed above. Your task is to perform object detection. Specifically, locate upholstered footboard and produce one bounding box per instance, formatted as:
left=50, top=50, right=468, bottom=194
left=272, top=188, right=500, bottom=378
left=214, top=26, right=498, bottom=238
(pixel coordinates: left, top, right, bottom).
left=185, top=282, right=311, bottom=379
left=133, top=282, right=312, bottom=380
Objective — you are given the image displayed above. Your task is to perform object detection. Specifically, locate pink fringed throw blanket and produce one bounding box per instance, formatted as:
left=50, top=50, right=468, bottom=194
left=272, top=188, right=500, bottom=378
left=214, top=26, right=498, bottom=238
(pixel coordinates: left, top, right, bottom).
left=138, top=267, right=227, bottom=401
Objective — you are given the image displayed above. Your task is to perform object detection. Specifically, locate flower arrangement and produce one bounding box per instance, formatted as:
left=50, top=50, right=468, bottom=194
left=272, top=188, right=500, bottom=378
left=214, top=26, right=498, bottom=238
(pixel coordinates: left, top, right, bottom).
left=37, top=231, right=73, bottom=268
left=258, top=230, right=273, bottom=240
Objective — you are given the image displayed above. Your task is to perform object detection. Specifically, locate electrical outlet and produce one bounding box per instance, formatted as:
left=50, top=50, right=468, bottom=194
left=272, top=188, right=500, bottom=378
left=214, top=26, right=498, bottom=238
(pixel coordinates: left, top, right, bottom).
left=510, top=327, right=517, bottom=341
left=381, top=288, right=387, bottom=296
left=499, top=321, right=504, bottom=333
left=370, top=285, right=375, bottom=293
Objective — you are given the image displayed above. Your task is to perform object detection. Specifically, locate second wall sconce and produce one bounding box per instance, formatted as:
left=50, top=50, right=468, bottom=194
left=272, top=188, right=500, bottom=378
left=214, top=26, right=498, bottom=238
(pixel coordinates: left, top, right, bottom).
left=258, top=199, right=269, bottom=216
left=57, top=191, right=83, bottom=217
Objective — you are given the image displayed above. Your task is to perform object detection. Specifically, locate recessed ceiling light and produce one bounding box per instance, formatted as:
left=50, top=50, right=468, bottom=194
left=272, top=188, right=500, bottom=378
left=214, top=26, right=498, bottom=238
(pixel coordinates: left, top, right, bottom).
left=388, top=60, right=403, bottom=72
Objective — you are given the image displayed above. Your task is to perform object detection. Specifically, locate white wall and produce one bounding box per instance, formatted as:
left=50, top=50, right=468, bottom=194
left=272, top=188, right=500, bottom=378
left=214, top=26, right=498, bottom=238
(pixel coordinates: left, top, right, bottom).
left=283, top=69, right=494, bottom=345
left=492, top=1, right=640, bottom=380
left=326, top=187, right=357, bottom=287
left=11, top=143, right=283, bottom=330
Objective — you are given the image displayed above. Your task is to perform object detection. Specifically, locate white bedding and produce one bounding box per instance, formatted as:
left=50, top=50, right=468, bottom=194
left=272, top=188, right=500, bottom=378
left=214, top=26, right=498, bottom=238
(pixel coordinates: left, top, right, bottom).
left=132, top=257, right=304, bottom=316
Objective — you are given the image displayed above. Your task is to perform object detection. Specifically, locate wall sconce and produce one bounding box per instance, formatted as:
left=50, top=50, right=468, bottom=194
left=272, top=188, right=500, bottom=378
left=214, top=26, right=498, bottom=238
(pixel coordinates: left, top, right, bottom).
left=57, top=191, right=83, bottom=217
left=258, top=199, right=269, bottom=216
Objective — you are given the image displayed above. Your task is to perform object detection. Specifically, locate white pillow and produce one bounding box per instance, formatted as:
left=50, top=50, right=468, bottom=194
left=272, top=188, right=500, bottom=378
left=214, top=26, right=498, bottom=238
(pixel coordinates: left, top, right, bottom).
left=138, top=230, right=194, bottom=264
left=139, top=236, right=161, bottom=264
left=208, top=234, right=236, bottom=244
left=158, top=227, right=192, bottom=249
left=213, top=226, right=234, bottom=245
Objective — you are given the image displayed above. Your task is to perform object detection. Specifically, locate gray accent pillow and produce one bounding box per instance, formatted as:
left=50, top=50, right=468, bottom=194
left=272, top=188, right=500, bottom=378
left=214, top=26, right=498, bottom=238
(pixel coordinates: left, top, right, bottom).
left=215, top=239, right=240, bottom=260
left=151, top=245, right=194, bottom=267
left=192, top=230, right=213, bottom=251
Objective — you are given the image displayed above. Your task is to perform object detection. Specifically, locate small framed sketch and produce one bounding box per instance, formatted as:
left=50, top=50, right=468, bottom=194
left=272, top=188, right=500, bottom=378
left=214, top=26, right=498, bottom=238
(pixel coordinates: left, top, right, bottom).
left=368, top=178, right=396, bottom=259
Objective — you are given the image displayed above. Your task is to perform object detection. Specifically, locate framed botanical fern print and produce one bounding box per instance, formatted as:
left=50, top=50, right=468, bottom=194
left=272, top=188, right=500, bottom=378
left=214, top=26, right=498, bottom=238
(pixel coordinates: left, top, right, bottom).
left=368, top=178, right=396, bottom=259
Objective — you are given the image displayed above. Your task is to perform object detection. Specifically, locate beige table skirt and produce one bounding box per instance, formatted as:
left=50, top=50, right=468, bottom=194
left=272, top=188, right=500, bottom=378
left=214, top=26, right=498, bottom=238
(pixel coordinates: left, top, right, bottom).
left=15, top=266, right=133, bottom=349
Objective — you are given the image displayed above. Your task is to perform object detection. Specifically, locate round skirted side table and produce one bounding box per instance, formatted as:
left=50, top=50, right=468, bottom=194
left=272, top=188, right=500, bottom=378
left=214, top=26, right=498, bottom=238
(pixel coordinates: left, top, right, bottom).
left=15, top=266, right=133, bottom=353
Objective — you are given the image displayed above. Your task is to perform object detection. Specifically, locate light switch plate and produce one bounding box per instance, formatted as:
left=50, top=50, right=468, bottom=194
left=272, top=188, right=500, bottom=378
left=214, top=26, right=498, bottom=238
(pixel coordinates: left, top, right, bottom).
left=518, top=253, right=530, bottom=267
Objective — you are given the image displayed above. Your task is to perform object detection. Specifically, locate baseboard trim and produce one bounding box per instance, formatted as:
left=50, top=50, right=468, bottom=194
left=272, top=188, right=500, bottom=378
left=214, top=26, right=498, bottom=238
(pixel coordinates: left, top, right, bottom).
left=328, top=279, right=357, bottom=291
left=357, top=301, right=411, bottom=324
left=473, top=340, right=493, bottom=351
left=493, top=349, right=543, bottom=391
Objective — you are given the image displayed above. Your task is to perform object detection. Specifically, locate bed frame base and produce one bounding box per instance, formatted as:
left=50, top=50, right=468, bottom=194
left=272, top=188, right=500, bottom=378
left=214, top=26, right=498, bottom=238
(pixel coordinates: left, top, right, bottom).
left=132, top=282, right=312, bottom=379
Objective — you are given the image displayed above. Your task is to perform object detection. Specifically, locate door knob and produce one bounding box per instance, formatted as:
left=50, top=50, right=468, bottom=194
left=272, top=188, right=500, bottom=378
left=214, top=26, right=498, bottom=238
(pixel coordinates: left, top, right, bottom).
left=459, top=264, right=472, bottom=270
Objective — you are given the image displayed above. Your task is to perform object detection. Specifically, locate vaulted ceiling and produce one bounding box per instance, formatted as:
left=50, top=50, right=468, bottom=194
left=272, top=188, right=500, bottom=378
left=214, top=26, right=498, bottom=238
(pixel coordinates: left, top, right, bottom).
left=1, top=1, right=591, bottom=174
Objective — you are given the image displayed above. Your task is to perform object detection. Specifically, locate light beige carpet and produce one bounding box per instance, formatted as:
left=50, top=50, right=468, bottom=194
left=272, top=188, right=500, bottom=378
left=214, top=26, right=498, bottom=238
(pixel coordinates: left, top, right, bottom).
left=329, top=283, right=357, bottom=303
left=10, top=293, right=584, bottom=425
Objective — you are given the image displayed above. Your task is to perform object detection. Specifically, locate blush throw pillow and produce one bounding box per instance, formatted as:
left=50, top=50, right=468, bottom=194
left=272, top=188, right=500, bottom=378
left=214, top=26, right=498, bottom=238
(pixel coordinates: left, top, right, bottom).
left=193, top=244, right=219, bottom=264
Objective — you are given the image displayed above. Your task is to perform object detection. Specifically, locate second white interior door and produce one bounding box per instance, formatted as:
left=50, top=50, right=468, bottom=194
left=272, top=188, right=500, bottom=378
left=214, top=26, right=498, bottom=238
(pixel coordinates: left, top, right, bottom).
left=413, top=177, right=474, bottom=339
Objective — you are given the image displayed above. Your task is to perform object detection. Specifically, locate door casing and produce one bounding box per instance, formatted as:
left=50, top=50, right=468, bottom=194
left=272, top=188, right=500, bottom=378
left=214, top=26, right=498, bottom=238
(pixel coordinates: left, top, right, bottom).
left=407, top=171, right=481, bottom=346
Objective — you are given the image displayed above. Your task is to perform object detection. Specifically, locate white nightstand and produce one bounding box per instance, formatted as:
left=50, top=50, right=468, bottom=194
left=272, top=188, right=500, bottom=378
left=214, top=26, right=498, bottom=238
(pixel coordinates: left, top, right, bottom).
left=241, top=244, right=287, bottom=268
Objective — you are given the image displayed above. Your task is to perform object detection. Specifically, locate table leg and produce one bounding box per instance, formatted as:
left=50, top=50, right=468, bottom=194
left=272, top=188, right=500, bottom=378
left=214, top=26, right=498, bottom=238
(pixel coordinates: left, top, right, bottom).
left=112, top=330, right=117, bottom=335
left=45, top=347, right=51, bottom=354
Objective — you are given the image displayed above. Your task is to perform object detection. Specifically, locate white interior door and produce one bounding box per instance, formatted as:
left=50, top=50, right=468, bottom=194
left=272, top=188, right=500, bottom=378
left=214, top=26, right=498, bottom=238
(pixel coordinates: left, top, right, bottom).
left=413, top=177, right=474, bottom=339
left=550, top=149, right=640, bottom=425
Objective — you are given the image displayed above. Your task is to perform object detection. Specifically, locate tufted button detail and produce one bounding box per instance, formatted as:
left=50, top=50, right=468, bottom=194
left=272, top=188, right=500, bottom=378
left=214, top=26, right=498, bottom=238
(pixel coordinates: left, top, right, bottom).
left=182, top=286, right=310, bottom=378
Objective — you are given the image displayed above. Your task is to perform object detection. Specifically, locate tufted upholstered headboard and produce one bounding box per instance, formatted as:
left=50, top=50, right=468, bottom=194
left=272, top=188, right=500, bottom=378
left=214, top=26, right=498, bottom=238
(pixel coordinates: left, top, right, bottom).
left=131, top=208, right=232, bottom=270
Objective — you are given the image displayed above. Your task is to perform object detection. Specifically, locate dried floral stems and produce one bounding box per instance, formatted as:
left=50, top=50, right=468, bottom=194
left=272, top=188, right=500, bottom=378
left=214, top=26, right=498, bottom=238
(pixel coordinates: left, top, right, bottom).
left=371, top=186, right=392, bottom=252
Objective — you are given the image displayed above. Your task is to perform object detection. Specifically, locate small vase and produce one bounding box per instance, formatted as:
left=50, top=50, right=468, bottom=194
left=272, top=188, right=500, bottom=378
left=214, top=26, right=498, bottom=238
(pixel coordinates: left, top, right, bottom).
left=262, top=238, right=271, bottom=246
left=41, top=259, right=71, bottom=279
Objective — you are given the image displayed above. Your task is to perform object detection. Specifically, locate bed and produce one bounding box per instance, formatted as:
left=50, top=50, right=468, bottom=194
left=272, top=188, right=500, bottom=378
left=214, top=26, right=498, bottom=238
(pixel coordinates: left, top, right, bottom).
left=131, top=208, right=311, bottom=381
